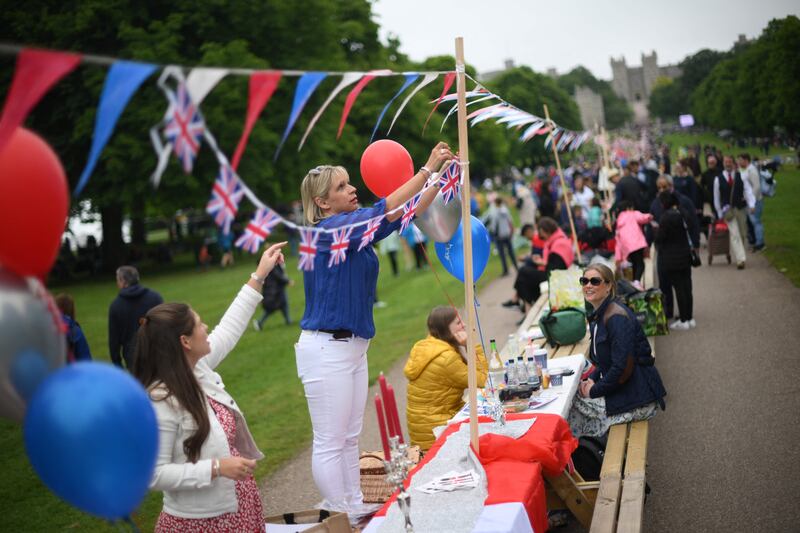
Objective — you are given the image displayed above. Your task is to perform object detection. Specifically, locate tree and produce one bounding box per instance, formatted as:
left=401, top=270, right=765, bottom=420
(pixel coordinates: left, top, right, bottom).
left=0, top=0, right=407, bottom=269
left=646, top=48, right=728, bottom=122
left=691, top=16, right=800, bottom=135
left=648, top=77, right=684, bottom=120
left=556, top=66, right=632, bottom=129
left=486, top=66, right=582, bottom=168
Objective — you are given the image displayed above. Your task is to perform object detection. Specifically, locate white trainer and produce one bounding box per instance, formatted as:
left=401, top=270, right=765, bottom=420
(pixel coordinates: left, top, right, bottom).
left=688, top=319, right=696, bottom=328
left=670, top=320, right=690, bottom=331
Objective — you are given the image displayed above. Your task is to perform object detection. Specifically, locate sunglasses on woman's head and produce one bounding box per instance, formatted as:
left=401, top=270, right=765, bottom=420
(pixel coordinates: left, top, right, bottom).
left=579, top=276, right=605, bottom=286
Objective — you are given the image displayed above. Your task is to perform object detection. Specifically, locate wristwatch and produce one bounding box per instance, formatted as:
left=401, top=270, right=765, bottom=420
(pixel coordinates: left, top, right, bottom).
left=250, top=272, right=266, bottom=283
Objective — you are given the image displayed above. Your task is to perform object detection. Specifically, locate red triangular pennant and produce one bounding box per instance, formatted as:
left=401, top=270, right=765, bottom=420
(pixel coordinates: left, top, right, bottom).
left=0, top=49, right=82, bottom=153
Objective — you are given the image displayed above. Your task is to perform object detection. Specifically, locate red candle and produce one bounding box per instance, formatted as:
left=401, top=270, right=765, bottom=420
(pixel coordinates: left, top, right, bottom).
left=386, top=384, right=404, bottom=444
left=378, top=373, right=389, bottom=407
left=374, top=394, right=390, bottom=459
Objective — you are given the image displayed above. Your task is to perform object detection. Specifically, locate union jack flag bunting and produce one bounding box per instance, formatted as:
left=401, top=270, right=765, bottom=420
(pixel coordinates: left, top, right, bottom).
left=328, top=227, right=353, bottom=268
left=298, top=229, right=320, bottom=271
left=235, top=208, right=283, bottom=253
left=206, top=164, right=244, bottom=235
left=439, top=161, right=462, bottom=204
left=164, top=81, right=205, bottom=173
left=358, top=217, right=383, bottom=251
left=400, top=193, right=422, bottom=233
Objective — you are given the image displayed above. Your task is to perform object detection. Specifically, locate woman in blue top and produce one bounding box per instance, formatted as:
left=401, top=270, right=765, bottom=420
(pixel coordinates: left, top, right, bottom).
left=295, top=141, right=454, bottom=518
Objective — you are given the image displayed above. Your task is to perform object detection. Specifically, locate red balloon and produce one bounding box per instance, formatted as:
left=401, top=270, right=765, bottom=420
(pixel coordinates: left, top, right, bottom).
left=359, top=139, right=414, bottom=198
left=0, top=128, right=68, bottom=278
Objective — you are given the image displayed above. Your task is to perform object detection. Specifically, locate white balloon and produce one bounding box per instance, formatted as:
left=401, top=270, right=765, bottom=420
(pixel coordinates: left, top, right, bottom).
left=413, top=192, right=462, bottom=243
left=0, top=269, right=66, bottom=422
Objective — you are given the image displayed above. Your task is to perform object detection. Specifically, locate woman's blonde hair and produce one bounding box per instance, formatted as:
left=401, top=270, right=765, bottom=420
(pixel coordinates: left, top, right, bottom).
left=584, top=263, right=616, bottom=298
left=300, top=165, right=347, bottom=225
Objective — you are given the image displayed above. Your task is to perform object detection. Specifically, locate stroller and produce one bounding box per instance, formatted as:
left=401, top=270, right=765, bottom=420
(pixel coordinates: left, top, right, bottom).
left=707, top=220, right=731, bottom=265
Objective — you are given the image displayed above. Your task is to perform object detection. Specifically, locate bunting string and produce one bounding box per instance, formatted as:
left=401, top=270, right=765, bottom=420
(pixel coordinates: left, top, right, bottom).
left=0, top=42, right=593, bottom=273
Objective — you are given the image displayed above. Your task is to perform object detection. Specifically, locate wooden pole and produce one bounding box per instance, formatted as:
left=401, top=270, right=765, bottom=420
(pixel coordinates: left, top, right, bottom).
left=599, top=126, right=613, bottom=227
left=455, top=37, right=479, bottom=453
left=543, top=105, right=582, bottom=264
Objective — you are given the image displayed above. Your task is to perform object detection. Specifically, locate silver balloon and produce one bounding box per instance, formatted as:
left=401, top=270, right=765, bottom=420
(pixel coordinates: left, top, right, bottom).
left=413, top=191, right=463, bottom=243
left=0, top=269, right=66, bottom=422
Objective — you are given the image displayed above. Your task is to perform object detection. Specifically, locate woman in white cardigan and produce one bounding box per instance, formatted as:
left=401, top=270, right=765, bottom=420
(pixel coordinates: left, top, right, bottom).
left=133, top=242, right=285, bottom=532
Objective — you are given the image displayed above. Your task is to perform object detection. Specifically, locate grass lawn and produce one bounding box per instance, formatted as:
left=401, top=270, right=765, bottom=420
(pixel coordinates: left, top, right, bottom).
left=663, top=132, right=800, bottom=286
left=0, top=246, right=502, bottom=531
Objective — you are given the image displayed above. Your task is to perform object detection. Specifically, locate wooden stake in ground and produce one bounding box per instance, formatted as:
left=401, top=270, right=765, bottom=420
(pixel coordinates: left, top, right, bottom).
left=543, top=105, right=582, bottom=264
left=455, top=37, right=479, bottom=453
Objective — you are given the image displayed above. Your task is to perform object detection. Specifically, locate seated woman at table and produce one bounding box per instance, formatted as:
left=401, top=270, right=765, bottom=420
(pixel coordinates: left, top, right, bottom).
left=502, top=217, right=574, bottom=316
left=132, top=242, right=285, bottom=532
left=568, top=263, right=667, bottom=438
left=404, top=306, right=488, bottom=450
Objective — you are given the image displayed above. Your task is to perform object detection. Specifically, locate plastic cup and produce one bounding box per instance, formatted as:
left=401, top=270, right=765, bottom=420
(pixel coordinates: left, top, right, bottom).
left=541, top=371, right=550, bottom=389
left=533, top=348, right=548, bottom=369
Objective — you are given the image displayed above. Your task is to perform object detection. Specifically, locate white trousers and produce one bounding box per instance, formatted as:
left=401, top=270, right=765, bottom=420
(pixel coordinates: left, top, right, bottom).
left=295, top=330, right=370, bottom=513
left=727, top=208, right=748, bottom=265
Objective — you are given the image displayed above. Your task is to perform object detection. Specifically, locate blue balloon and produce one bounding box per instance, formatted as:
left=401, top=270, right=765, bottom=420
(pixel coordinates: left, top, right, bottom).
left=434, top=215, right=491, bottom=282
left=24, top=362, right=158, bottom=520
left=10, top=349, right=49, bottom=402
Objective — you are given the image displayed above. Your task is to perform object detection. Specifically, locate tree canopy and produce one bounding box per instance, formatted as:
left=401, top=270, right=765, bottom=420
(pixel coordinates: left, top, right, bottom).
left=0, top=0, right=588, bottom=268
left=691, top=16, right=800, bottom=136
left=648, top=48, right=729, bottom=121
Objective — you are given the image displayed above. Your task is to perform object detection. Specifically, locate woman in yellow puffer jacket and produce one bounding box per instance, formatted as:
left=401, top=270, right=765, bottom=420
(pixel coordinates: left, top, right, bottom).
left=404, top=306, right=488, bottom=450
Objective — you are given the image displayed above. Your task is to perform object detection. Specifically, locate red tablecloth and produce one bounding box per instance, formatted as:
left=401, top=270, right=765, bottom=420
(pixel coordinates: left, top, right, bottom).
left=375, top=413, right=577, bottom=533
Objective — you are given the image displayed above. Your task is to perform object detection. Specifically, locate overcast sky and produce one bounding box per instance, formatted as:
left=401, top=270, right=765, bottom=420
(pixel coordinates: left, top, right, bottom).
left=372, top=0, right=798, bottom=79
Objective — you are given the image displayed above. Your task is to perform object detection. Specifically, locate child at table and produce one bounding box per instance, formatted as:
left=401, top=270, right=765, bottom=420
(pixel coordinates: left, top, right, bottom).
left=404, top=306, right=488, bottom=450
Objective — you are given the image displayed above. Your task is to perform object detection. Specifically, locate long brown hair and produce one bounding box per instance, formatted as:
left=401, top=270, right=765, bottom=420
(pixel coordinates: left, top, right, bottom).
left=132, top=303, right=210, bottom=462
left=427, top=306, right=460, bottom=350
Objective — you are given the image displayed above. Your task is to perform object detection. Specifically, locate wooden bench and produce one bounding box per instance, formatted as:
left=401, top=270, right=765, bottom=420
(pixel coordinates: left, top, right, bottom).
left=503, top=258, right=657, bottom=532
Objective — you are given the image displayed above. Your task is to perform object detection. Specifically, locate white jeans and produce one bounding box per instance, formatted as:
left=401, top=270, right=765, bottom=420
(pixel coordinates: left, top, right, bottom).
left=295, top=330, right=370, bottom=513
left=727, top=208, right=748, bottom=265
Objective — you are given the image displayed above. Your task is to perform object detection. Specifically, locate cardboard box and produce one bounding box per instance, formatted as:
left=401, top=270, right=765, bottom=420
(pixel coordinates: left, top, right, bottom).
left=264, top=509, right=350, bottom=533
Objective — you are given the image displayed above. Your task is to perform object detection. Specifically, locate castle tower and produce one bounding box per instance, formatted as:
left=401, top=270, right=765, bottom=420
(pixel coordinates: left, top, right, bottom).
left=610, top=56, right=630, bottom=101
left=641, top=50, right=659, bottom=98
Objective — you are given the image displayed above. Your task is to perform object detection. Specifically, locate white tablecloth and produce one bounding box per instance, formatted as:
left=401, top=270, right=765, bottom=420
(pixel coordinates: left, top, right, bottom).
left=363, top=502, right=533, bottom=533
left=449, top=353, right=587, bottom=424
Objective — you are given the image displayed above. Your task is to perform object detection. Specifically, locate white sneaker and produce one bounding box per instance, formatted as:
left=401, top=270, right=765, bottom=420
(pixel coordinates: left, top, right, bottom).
left=668, top=319, right=682, bottom=328
left=688, top=319, right=696, bottom=328
left=670, top=320, right=690, bottom=331
left=252, top=319, right=261, bottom=331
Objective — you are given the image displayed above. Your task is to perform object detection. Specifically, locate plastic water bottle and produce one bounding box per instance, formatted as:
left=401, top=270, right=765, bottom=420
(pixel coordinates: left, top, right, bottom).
left=506, top=358, right=519, bottom=386
left=526, top=357, right=540, bottom=387
left=487, top=339, right=505, bottom=392
left=507, top=334, right=519, bottom=359
left=516, top=356, right=529, bottom=384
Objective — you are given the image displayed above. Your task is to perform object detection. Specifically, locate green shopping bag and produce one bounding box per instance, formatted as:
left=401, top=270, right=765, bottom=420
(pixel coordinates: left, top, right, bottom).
left=625, top=289, right=669, bottom=336
left=538, top=307, right=587, bottom=347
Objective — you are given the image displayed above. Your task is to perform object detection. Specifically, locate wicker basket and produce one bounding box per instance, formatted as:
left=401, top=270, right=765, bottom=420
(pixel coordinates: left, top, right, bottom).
left=359, top=447, right=421, bottom=503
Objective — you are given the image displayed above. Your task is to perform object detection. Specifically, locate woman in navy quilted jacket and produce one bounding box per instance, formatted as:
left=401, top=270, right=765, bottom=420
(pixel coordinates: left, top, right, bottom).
left=568, top=263, right=667, bottom=437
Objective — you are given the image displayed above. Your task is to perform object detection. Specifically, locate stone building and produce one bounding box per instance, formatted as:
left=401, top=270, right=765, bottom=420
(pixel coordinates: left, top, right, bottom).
left=610, top=51, right=681, bottom=123
left=574, top=86, right=605, bottom=130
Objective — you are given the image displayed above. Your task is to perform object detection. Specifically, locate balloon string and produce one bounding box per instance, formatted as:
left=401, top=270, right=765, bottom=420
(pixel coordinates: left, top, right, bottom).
left=418, top=240, right=462, bottom=322
left=472, top=295, right=487, bottom=354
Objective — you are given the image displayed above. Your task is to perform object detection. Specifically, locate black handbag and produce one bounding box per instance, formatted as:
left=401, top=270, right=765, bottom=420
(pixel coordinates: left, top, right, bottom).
left=682, top=216, right=701, bottom=268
